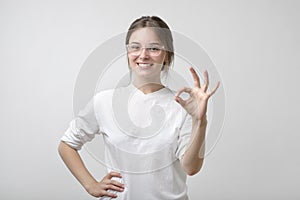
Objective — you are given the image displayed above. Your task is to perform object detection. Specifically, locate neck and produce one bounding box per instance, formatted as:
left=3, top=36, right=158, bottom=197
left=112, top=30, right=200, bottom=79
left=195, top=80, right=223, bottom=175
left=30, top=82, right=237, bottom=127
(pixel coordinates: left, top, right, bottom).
left=133, top=78, right=164, bottom=94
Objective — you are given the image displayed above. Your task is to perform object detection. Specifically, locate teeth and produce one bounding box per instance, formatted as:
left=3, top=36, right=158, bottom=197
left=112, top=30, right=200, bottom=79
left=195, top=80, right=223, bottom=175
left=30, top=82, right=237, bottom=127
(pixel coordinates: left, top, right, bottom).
left=138, top=63, right=152, bottom=67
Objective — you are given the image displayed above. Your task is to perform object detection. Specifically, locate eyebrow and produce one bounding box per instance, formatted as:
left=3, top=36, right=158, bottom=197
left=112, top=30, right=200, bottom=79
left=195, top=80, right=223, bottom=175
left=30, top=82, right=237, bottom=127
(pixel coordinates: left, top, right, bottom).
left=130, top=42, right=161, bottom=45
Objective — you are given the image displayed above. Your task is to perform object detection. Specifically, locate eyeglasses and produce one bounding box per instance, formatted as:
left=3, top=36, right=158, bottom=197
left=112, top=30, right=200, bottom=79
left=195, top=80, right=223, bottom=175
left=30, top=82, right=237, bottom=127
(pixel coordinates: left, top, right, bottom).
left=126, top=43, right=165, bottom=56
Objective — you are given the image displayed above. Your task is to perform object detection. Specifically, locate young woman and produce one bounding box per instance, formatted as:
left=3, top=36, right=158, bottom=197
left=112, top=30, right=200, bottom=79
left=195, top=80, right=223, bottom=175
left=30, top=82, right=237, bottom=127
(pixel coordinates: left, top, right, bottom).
left=58, top=16, right=219, bottom=200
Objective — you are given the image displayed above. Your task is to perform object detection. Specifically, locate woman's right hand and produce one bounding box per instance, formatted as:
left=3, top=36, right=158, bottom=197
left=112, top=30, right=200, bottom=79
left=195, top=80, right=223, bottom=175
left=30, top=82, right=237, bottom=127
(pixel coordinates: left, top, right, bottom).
left=86, top=171, right=125, bottom=198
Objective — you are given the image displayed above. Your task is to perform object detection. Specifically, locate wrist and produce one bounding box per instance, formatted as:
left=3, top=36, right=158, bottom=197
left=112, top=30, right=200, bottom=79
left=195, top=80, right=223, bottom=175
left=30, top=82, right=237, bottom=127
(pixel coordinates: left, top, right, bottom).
left=192, top=115, right=207, bottom=127
left=83, top=179, right=97, bottom=192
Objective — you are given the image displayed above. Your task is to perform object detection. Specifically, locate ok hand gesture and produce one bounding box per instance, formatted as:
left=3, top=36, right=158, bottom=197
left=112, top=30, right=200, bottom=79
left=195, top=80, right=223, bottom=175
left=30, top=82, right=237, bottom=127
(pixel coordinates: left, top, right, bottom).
left=175, top=67, right=220, bottom=121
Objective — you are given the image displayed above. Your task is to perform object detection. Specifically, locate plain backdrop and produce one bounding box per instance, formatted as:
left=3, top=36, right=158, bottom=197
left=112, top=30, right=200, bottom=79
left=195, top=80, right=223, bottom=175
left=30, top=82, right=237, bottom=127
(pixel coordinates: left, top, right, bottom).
left=1, top=0, right=299, bottom=199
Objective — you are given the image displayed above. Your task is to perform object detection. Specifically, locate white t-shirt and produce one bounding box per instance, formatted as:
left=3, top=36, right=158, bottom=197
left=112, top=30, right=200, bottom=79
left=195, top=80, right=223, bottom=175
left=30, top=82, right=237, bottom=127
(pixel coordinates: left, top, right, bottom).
left=61, top=84, right=192, bottom=200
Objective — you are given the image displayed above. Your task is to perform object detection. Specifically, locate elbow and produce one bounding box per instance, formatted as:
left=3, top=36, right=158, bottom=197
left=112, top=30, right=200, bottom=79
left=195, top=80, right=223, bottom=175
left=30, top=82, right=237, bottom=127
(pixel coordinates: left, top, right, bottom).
left=187, top=170, right=199, bottom=176
left=186, top=165, right=202, bottom=176
left=182, top=158, right=204, bottom=176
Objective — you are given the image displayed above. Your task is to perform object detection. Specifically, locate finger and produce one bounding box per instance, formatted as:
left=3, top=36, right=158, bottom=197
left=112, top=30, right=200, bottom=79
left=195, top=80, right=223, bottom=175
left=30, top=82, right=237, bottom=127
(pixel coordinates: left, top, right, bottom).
left=189, top=67, right=201, bottom=88
left=104, top=179, right=124, bottom=188
left=175, top=87, right=192, bottom=97
left=101, top=190, right=118, bottom=198
left=106, top=184, right=125, bottom=192
left=106, top=171, right=122, bottom=179
left=208, top=81, right=220, bottom=97
left=110, top=180, right=125, bottom=188
left=174, top=96, right=186, bottom=107
left=203, top=70, right=209, bottom=92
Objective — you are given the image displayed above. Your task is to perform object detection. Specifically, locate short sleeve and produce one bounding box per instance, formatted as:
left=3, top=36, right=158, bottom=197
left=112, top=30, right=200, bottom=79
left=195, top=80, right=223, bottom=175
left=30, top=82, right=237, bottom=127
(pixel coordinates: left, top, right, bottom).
left=61, top=98, right=100, bottom=150
left=175, top=112, right=192, bottom=160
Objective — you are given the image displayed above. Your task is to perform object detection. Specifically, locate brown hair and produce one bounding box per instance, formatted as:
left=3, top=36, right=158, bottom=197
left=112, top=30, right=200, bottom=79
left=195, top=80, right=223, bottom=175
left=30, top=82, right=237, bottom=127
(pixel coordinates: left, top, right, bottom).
left=125, top=16, right=174, bottom=69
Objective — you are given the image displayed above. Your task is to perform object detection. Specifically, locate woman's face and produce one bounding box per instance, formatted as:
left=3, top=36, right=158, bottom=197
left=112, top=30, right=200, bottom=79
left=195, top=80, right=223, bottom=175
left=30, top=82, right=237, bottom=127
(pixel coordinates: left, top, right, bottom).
left=127, top=27, right=166, bottom=81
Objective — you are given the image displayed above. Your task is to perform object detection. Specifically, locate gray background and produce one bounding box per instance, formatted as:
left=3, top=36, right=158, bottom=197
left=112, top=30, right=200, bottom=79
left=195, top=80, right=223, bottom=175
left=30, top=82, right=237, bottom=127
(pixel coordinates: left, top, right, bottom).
left=1, top=0, right=299, bottom=199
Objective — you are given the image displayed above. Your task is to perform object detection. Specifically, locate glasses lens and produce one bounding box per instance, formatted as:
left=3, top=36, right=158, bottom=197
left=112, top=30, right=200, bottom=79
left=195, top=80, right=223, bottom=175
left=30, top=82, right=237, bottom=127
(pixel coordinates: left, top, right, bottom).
left=127, top=44, right=139, bottom=55
left=148, top=46, right=162, bottom=56
left=127, top=44, right=163, bottom=56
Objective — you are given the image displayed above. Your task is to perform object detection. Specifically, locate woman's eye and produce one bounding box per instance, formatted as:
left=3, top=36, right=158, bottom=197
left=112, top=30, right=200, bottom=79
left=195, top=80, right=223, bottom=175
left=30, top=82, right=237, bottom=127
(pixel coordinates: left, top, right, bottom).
left=130, top=45, right=140, bottom=50
left=149, top=47, right=159, bottom=51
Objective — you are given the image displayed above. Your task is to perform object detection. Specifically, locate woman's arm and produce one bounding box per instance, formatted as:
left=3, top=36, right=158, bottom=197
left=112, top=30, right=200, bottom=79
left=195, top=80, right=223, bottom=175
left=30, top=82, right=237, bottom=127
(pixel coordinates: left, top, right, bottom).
left=180, top=116, right=207, bottom=176
left=58, top=141, right=124, bottom=198
left=58, top=141, right=97, bottom=191
left=175, top=67, right=219, bottom=176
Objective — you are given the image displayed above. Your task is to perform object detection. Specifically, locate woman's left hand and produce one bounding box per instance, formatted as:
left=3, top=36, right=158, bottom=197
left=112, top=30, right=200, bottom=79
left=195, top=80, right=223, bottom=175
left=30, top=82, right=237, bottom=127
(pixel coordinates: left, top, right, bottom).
left=175, top=67, right=220, bottom=121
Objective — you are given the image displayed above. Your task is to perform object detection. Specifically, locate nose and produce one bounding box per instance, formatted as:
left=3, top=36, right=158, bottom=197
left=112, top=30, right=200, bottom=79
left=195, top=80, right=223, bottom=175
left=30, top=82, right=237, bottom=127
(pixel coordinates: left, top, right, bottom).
left=139, top=48, right=149, bottom=59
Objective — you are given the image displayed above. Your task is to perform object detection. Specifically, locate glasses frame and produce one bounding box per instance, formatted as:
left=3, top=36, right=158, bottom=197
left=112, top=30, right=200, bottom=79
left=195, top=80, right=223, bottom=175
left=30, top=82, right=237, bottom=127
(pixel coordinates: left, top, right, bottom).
left=126, top=43, right=165, bottom=57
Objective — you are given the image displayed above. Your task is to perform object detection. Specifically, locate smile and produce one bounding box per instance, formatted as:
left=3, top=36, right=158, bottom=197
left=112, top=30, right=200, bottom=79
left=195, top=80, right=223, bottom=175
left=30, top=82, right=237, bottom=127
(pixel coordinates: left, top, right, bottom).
left=137, top=63, right=154, bottom=68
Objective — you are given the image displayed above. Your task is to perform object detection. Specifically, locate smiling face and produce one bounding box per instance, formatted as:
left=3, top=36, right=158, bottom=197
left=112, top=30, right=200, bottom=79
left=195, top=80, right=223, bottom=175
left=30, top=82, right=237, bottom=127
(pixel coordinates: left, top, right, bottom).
left=127, top=27, right=166, bottom=82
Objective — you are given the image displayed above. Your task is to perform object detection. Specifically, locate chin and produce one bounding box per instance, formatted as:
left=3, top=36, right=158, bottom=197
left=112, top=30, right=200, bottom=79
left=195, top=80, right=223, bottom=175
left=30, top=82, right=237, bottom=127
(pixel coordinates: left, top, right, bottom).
left=131, top=63, right=160, bottom=76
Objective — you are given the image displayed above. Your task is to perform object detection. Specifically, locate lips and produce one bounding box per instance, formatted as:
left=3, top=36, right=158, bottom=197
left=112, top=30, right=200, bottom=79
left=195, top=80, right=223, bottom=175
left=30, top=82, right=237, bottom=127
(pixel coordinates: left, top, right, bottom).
left=137, top=63, right=153, bottom=68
